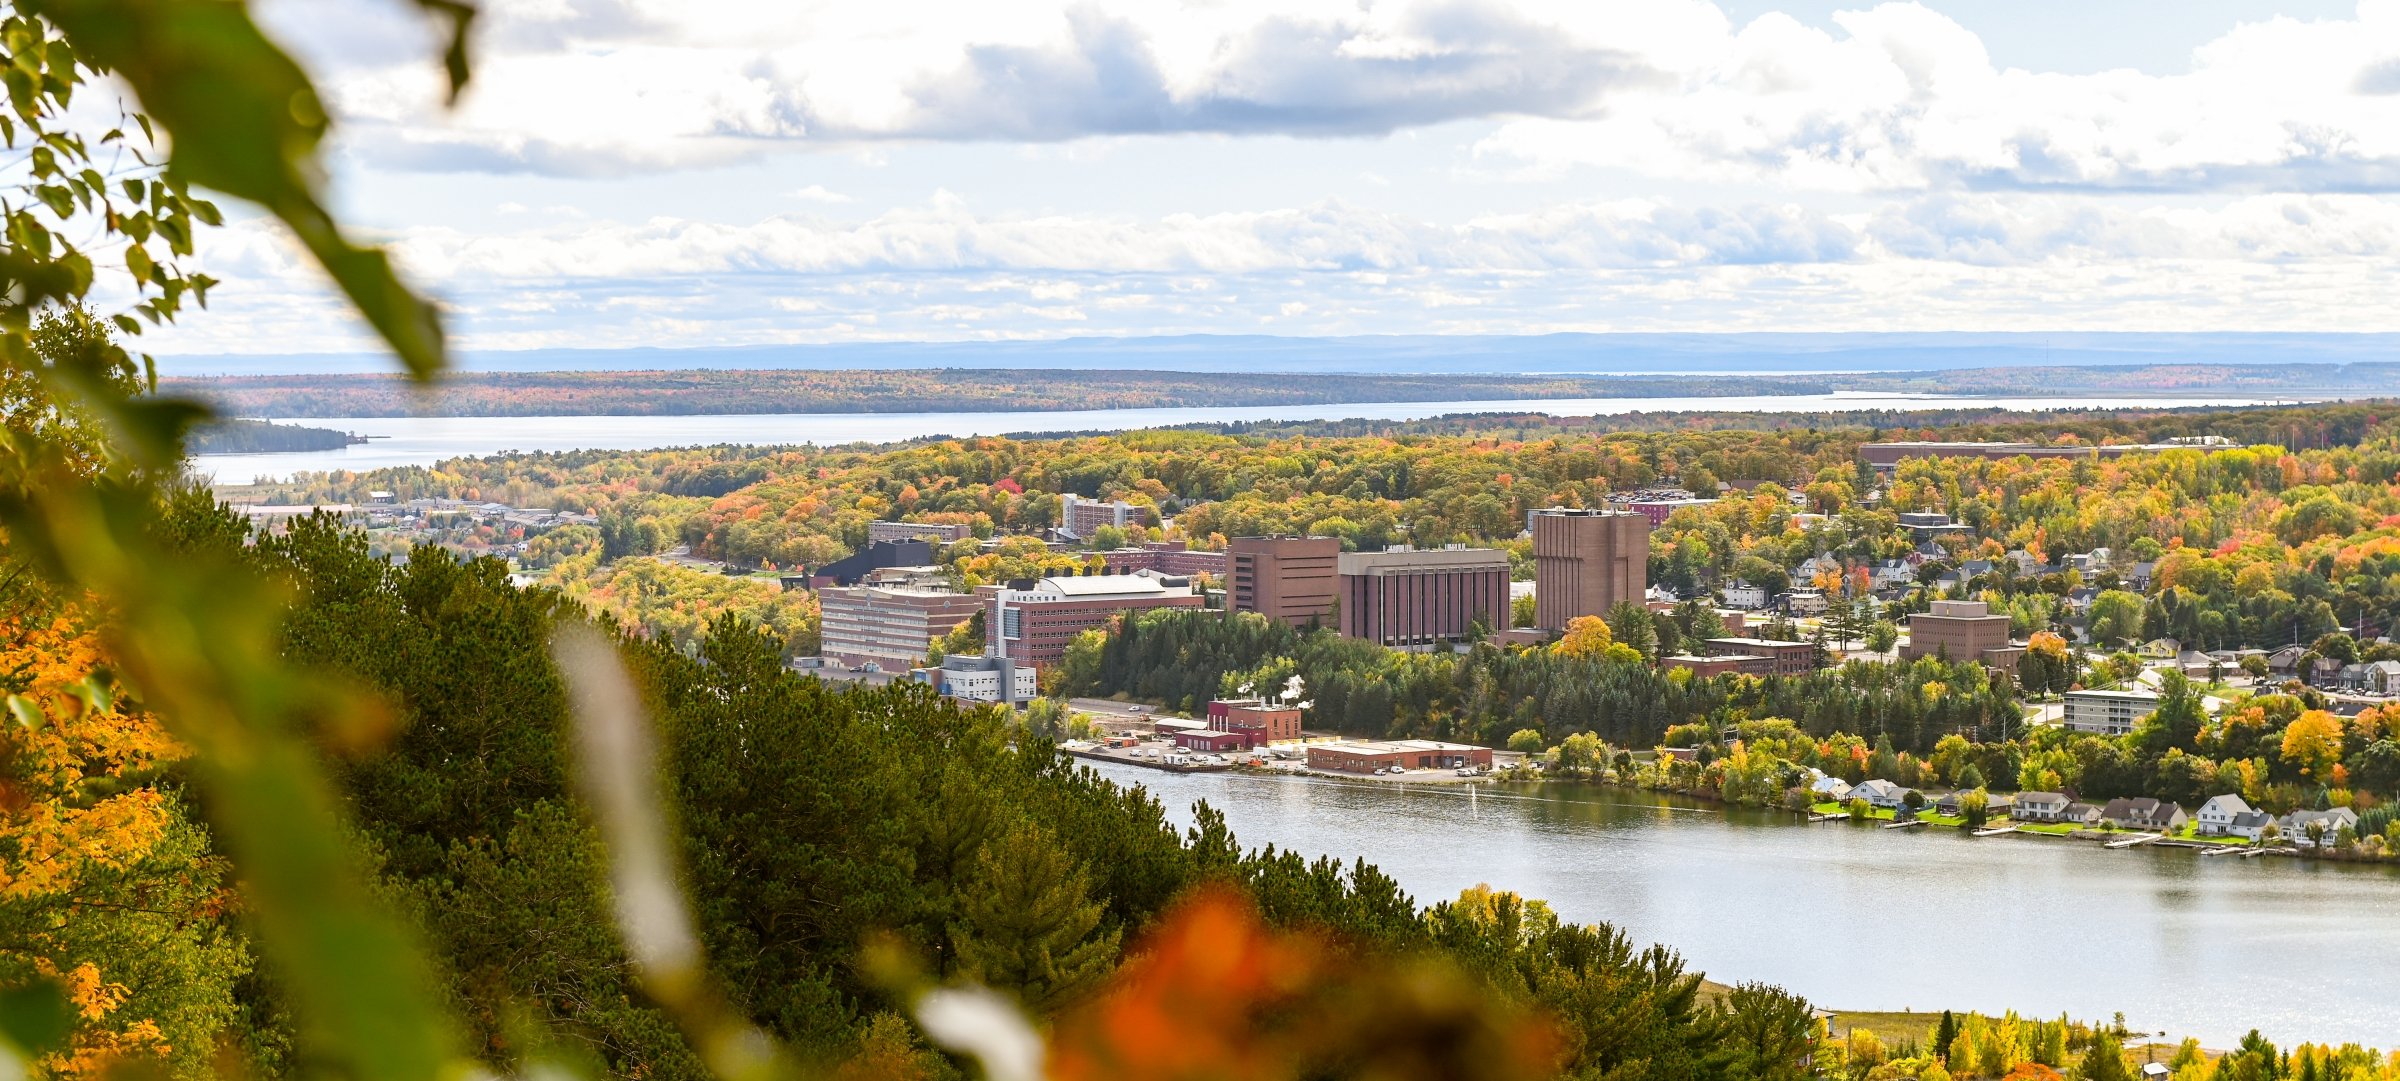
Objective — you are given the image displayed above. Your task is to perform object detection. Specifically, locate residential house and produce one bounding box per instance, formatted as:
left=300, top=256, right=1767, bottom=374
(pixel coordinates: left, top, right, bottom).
left=2013, top=791, right=2074, bottom=822
left=2369, top=660, right=2400, bottom=695
left=1722, top=580, right=1769, bottom=609
left=2128, top=562, right=2156, bottom=591
left=2225, top=810, right=2277, bottom=842
left=2061, top=802, right=2105, bottom=827
left=1846, top=779, right=1916, bottom=810
left=2195, top=795, right=2278, bottom=840
left=1783, top=587, right=1829, bottom=615
left=2283, top=807, right=2360, bottom=847
left=2098, top=797, right=2187, bottom=832
left=1810, top=775, right=1853, bottom=802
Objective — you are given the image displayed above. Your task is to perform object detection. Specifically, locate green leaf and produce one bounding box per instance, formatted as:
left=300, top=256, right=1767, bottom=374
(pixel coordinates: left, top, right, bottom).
left=0, top=981, right=73, bottom=1056
left=33, top=183, right=71, bottom=216
left=124, top=241, right=151, bottom=284
left=25, top=0, right=454, bottom=379
left=5, top=693, right=44, bottom=730
left=410, top=0, right=476, bottom=103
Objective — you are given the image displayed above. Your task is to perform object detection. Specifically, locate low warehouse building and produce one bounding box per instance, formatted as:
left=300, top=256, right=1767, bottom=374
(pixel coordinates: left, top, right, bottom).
left=1173, top=729, right=1257, bottom=753
left=1307, top=740, right=1493, bottom=773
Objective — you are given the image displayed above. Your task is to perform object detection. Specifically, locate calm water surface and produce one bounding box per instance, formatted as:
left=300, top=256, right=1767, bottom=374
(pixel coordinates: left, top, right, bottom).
left=1088, top=763, right=2400, bottom=1048
left=189, top=391, right=2309, bottom=482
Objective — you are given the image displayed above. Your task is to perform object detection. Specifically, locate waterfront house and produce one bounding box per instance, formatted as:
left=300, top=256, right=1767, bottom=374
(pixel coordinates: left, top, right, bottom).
left=2013, top=791, right=2073, bottom=822
left=1934, top=790, right=2003, bottom=818
left=1847, top=779, right=1915, bottom=810
left=2195, top=794, right=2253, bottom=836
left=2062, top=802, right=2105, bottom=827
left=2098, top=797, right=2187, bottom=832
left=1810, top=775, right=1853, bottom=802
left=2282, top=807, right=2360, bottom=848
left=2226, top=810, right=2277, bottom=842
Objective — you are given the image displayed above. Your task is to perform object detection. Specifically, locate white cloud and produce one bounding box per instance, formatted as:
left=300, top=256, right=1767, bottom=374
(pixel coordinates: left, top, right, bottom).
left=254, top=0, right=2400, bottom=194
left=138, top=189, right=2400, bottom=356
left=1477, top=2, right=2400, bottom=192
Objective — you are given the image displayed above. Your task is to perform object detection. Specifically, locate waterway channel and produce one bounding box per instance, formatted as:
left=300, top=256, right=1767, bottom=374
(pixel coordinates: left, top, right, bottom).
left=1084, top=763, right=2400, bottom=1048
left=188, top=391, right=2310, bottom=482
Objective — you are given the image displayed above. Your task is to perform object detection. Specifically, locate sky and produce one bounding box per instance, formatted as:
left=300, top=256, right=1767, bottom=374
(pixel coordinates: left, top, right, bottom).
left=136, top=0, right=2400, bottom=357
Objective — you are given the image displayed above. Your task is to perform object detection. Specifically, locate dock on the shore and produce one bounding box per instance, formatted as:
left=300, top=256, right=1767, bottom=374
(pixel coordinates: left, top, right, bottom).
left=1971, top=825, right=2017, bottom=837
left=1808, top=811, right=1849, bottom=822
left=2104, top=832, right=2162, bottom=849
left=1880, top=818, right=1928, bottom=830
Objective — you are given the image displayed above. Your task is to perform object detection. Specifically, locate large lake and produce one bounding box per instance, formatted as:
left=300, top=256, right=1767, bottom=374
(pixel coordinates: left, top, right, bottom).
left=1087, top=763, right=2400, bottom=1049
left=190, top=391, right=2309, bottom=482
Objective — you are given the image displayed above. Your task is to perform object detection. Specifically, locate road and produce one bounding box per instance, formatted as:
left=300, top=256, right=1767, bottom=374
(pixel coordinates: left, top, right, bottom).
left=1067, top=696, right=1182, bottom=719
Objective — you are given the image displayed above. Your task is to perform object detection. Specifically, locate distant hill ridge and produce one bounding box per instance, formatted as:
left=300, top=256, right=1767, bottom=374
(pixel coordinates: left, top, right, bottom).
left=158, top=331, right=2400, bottom=377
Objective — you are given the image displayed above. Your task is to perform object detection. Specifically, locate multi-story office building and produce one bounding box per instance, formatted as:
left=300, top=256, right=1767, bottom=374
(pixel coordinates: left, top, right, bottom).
left=1700, top=637, right=1820, bottom=676
left=989, top=572, right=1204, bottom=668
left=866, top=520, right=972, bottom=545
left=1095, top=540, right=1230, bottom=578
left=1336, top=546, right=1509, bottom=649
left=911, top=654, right=1037, bottom=703
left=818, top=582, right=985, bottom=671
left=1902, top=599, right=2017, bottom=664
left=1228, top=535, right=1341, bottom=627
left=1529, top=509, right=1649, bottom=631
left=1060, top=495, right=1146, bottom=539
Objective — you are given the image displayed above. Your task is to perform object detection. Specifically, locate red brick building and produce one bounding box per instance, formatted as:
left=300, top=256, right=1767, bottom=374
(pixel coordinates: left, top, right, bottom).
left=1173, top=729, right=1256, bottom=752
left=1700, top=637, right=1819, bottom=676
left=1307, top=740, right=1493, bottom=773
left=989, top=573, right=1203, bottom=669
left=1662, top=653, right=1773, bottom=678
left=1530, top=508, right=1649, bottom=631
left=1208, top=699, right=1304, bottom=743
left=1228, top=535, right=1341, bottom=627
left=1096, top=540, right=1230, bottom=578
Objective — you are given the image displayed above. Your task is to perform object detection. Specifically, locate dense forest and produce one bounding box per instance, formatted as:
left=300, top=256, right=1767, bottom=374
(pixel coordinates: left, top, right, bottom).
left=183, top=418, right=365, bottom=454
left=166, top=368, right=1819, bottom=417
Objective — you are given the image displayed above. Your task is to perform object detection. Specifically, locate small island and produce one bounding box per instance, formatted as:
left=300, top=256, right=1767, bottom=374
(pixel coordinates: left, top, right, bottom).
left=186, top=417, right=368, bottom=455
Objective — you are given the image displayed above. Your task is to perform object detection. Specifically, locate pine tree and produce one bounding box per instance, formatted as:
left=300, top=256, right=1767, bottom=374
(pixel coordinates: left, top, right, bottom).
left=1935, top=1009, right=1960, bottom=1066
left=948, top=822, right=1122, bottom=1013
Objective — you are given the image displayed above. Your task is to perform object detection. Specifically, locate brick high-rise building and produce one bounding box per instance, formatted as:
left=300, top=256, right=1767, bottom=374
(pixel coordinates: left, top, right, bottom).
left=1228, top=535, right=1340, bottom=628
left=1337, top=546, right=1509, bottom=649
left=1530, top=508, right=1649, bottom=631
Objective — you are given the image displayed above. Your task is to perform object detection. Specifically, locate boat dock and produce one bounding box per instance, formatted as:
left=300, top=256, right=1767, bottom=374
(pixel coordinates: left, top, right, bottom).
left=1880, top=818, right=1928, bottom=830
left=2104, top=833, right=2162, bottom=849
left=1971, top=825, right=2017, bottom=837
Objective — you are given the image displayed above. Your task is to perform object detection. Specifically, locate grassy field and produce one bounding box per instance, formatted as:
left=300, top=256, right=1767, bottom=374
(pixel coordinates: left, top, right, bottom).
left=1824, top=1008, right=1943, bottom=1044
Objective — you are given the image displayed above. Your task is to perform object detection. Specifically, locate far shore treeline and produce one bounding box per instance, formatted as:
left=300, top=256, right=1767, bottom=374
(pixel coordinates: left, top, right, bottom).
left=169, top=362, right=2400, bottom=418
